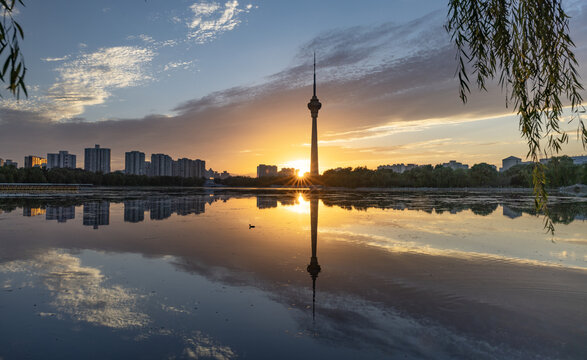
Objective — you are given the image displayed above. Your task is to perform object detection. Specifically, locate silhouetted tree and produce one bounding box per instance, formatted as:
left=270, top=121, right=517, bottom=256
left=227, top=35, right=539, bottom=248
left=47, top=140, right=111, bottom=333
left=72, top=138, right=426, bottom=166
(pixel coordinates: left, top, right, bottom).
left=469, top=163, right=498, bottom=187
left=503, top=164, right=533, bottom=187
left=545, top=156, right=578, bottom=187
left=0, top=0, right=26, bottom=97
left=446, top=0, right=585, bottom=232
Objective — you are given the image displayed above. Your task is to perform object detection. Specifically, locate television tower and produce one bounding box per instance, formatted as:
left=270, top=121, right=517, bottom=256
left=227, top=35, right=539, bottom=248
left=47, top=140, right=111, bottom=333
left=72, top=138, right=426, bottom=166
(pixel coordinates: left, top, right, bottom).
left=308, top=53, right=322, bottom=177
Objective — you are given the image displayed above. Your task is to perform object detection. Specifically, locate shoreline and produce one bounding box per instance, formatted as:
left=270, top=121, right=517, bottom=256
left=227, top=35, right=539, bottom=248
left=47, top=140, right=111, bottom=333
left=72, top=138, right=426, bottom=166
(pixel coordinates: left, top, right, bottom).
left=0, top=184, right=562, bottom=198
left=2, top=184, right=586, bottom=198
left=0, top=185, right=562, bottom=199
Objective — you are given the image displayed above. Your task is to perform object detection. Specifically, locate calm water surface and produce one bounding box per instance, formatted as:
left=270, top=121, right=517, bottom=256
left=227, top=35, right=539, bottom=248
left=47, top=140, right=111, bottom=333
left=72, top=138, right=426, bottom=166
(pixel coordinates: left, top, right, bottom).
left=1, top=189, right=586, bottom=359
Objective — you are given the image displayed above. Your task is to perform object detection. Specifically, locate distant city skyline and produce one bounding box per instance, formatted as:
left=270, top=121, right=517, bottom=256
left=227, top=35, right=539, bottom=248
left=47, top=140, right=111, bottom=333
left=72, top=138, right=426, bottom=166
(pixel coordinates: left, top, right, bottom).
left=0, top=1, right=585, bottom=176
left=2, top=146, right=586, bottom=177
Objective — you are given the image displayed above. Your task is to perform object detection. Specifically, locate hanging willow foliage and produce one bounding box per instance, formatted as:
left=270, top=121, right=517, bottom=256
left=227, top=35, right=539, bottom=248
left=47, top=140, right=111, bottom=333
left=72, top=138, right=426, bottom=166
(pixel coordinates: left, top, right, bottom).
left=445, top=0, right=586, bottom=233
left=0, top=0, right=26, bottom=98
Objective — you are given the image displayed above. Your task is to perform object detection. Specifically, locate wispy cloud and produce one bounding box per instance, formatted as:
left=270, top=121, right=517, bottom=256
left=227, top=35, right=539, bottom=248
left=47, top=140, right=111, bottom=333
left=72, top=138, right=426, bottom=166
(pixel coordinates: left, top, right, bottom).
left=4, top=46, right=155, bottom=121
left=190, top=2, right=221, bottom=17
left=187, top=1, right=254, bottom=43
left=8, top=2, right=256, bottom=121
left=138, top=34, right=156, bottom=44
left=160, top=39, right=178, bottom=47
left=164, top=60, right=196, bottom=72
left=41, top=56, right=69, bottom=62
left=317, top=114, right=513, bottom=147
left=127, top=34, right=178, bottom=48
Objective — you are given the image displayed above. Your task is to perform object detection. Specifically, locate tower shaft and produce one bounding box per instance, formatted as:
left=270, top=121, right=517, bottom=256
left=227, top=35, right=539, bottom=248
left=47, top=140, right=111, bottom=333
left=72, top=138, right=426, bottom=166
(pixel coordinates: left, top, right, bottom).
left=310, top=114, right=319, bottom=176
left=308, top=54, right=321, bottom=177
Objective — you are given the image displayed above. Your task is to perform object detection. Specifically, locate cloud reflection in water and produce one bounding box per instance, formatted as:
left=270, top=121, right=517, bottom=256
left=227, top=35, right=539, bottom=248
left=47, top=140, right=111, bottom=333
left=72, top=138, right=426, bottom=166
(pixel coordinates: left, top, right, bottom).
left=0, top=251, right=149, bottom=329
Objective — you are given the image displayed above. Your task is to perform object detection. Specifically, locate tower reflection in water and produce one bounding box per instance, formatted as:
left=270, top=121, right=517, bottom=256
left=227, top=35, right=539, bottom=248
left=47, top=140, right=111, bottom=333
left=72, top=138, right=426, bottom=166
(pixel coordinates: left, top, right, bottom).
left=306, top=197, right=321, bottom=320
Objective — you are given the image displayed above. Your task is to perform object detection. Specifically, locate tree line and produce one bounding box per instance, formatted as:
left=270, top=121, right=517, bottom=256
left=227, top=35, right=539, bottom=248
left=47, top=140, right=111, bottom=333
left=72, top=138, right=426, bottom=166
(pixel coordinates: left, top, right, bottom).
left=0, top=167, right=205, bottom=187
left=219, top=157, right=587, bottom=189
left=2, top=156, right=585, bottom=188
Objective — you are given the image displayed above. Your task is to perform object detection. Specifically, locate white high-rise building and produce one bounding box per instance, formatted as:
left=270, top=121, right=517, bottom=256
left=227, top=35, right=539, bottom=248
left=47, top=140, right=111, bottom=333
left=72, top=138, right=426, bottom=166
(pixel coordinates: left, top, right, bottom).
left=84, top=145, right=111, bottom=173
left=151, top=153, right=173, bottom=176
left=47, top=151, right=76, bottom=169
left=24, top=155, right=46, bottom=168
left=500, top=156, right=522, bottom=172
left=257, top=164, right=278, bottom=177
left=175, top=158, right=206, bottom=178
left=125, top=151, right=146, bottom=175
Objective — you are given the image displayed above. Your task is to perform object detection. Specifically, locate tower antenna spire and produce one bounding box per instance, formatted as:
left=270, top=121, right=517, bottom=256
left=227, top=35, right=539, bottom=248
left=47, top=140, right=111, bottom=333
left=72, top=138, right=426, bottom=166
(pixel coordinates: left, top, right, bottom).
left=313, top=52, right=316, bottom=97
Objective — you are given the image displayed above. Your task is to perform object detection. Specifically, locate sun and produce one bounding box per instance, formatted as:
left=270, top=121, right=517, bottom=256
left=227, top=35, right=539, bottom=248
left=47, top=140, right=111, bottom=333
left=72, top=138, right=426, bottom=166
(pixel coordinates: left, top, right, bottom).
left=282, top=159, right=310, bottom=178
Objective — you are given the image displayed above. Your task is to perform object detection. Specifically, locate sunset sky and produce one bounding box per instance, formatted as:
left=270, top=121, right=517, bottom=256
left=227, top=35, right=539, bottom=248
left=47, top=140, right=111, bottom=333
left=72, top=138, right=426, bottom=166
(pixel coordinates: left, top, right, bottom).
left=0, top=0, right=586, bottom=176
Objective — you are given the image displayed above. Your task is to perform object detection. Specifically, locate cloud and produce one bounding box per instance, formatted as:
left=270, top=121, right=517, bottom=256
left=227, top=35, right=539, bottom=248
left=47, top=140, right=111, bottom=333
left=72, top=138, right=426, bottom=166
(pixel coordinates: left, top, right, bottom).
left=4, top=6, right=19, bottom=16
left=190, top=2, right=221, bottom=16
left=160, top=39, right=178, bottom=47
left=317, top=116, right=501, bottom=147
left=17, top=2, right=257, bottom=123
left=187, top=1, right=254, bottom=43
left=138, top=34, right=156, bottom=44
left=41, top=56, right=69, bottom=62
left=4, top=46, right=155, bottom=121
left=127, top=33, right=178, bottom=48
left=164, top=60, right=196, bottom=72
left=172, top=9, right=509, bottom=128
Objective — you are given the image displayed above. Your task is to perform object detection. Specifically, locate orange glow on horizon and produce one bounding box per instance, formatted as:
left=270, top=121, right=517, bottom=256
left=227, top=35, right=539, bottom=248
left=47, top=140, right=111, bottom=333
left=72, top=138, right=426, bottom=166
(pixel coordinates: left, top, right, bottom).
left=281, top=159, right=310, bottom=177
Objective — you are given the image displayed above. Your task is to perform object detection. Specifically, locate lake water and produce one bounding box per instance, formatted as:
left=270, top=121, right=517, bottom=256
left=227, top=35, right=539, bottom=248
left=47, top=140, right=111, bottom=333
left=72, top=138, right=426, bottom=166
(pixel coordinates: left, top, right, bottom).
left=1, top=189, right=586, bottom=359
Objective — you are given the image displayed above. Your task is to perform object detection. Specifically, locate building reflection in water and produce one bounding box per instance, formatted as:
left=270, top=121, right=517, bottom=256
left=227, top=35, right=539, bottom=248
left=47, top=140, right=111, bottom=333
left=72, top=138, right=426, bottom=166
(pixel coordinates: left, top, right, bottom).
left=124, top=196, right=210, bottom=223
left=502, top=205, right=523, bottom=219
left=150, top=198, right=173, bottom=220
left=16, top=196, right=213, bottom=228
left=46, top=206, right=75, bottom=223
left=124, top=200, right=147, bottom=223
left=256, top=196, right=278, bottom=209
left=306, top=197, right=321, bottom=320
left=174, top=196, right=206, bottom=216
left=83, top=202, right=110, bottom=229
left=23, top=207, right=46, bottom=217
left=256, top=195, right=300, bottom=209
left=146, top=197, right=207, bottom=221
